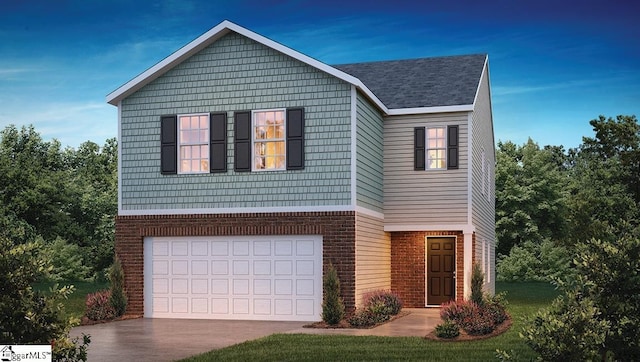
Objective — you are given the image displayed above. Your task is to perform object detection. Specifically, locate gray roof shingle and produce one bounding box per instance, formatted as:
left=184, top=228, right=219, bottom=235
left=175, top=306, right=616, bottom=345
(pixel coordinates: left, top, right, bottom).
left=333, top=54, right=486, bottom=109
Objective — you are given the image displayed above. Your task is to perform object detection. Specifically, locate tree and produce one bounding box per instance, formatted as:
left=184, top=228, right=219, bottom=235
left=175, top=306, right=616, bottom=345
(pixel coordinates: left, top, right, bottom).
left=495, top=139, right=569, bottom=255
left=321, top=263, right=345, bottom=325
left=566, top=115, right=640, bottom=244
left=521, top=226, right=640, bottom=360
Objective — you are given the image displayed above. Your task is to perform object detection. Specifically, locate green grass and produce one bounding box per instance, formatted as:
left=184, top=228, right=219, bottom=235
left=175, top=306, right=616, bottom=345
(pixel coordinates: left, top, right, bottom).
left=181, top=282, right=560, bottom=362
left=34, top=280, right=109, bottom=320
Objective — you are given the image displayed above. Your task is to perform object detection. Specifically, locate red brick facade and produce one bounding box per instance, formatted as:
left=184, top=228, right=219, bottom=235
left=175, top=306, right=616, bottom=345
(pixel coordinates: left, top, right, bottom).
left=390, top=231, right=466, bottom=307
left=115, top=211, right=356, bottom=316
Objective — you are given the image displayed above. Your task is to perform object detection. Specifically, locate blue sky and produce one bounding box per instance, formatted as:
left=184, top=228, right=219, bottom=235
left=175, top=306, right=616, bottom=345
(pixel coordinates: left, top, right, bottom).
left=1, top=0, right=638, bottom=149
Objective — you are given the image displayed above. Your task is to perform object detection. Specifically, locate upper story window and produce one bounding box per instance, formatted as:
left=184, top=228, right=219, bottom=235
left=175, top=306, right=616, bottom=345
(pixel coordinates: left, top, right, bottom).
left=179, top=114, right=209, bottom=173
left=426, top=127, right=446, bottom=169
left=252, top=110, right=285, bottom=171
left=414, top=125, right=458, bottom=171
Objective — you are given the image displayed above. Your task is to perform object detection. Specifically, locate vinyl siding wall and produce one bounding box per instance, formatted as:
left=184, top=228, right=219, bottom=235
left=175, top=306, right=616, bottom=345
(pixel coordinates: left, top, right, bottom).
left=119, top=32, right=353, bottom=212
left=355, top=92, right=384, bottom=213
left=355, top=212, right=391, bottom=306
left=383, top=113, right=469, bottom=225
left=470, top=63, right=496, bottom=294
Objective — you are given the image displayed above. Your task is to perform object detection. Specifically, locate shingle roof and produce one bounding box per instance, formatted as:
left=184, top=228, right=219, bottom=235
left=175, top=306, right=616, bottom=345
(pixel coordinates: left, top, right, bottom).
left=333, top=54, right=486, bottom=109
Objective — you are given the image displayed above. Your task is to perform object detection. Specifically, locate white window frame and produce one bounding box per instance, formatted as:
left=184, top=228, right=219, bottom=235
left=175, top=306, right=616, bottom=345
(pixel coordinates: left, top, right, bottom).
left=425, top=126, right=447, bottom=170
left=251, top=109, right=286, bottom=172
left=177, top=113, right=210, bottom=174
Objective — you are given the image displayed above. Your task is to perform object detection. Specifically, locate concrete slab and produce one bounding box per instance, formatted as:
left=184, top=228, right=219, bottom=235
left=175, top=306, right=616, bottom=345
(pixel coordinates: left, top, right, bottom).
left=70, top=318, right=307, bottom=361
left=70, top=309, right=439, bottom=361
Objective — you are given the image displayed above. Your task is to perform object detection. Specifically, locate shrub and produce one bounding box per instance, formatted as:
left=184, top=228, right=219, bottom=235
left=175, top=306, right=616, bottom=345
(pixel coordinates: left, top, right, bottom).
left=434, top=320, right=460, bottom=339
left=109, top=257, right=127, bottom=317
left=0, top=234, right=90, bottom=361
left=43, top=237, right=91, bottom=282
left=470, top=262, right=485, bottom=306
left=496, top=239, right=572, bottom=282
left=348, top=309, right=389, bottom=327
left=362, top=290, right=403, bottom=316
left=440, top=298, right=509, bottom=336
left=85, top=290, right=116, bottom=321
left=321, top=263, right=345, bottom=325
left=485, top=292, right=509, bottom=325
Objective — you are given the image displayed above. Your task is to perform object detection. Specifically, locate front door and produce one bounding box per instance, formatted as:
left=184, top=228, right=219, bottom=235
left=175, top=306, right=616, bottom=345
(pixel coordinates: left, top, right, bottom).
left=426, top=237, right=456, bottom=305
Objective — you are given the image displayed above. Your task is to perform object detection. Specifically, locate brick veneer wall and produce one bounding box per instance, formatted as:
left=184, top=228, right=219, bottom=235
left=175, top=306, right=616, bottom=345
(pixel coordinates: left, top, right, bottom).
left=115, top=211, right=356, bottom=316
left=390, top=230, right=465, bottom=307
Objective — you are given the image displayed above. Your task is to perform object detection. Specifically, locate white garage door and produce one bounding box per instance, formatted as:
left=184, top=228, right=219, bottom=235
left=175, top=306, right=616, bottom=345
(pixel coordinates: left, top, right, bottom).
left=144, top=235, right=322, bottom=321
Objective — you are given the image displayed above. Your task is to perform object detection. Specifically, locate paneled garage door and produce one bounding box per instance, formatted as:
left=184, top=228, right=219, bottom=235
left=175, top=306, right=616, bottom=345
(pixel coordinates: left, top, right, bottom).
left=144, top=235, right=322, bottom=321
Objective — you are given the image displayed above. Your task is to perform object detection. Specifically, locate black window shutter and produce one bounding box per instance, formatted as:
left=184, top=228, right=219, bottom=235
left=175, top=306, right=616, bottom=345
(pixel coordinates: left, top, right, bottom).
left=234, top=111, right=251, bottom=172
left=286, top=108, right=305, bottom=170
left=447, top=125, right=459, bottom=169
left=210, top=112, right=227, bottom=173
left=160, top=115, right=177, bottom=175
left=414, top=127, right=425, bottom=170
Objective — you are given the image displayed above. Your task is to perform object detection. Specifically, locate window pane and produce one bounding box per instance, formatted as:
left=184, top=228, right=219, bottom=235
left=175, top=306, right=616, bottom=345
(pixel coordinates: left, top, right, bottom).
left=201, top=159, right=209, bottom=171
left=191, top=160, right=199, bottom=172
left=255, top=156, right=265, bottom=169
left=256, top=112, right=265, bottom=126
left=199, top=115, right=208, bottom=129
left=192, top=145, right=200, bottom=158
left=179, top=117, right=189, bottom=129
left=201, top=145, right=209, bottom=158
left=256, top=127, right=266, bottom=140
left=199, top=129, right=207, bottom=143
left=181, top=160, right=190, bottom=172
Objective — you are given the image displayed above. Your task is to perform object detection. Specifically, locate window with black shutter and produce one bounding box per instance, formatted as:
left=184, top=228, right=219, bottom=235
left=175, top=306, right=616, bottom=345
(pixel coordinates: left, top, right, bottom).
left=414, top=127, right=425, bottom=170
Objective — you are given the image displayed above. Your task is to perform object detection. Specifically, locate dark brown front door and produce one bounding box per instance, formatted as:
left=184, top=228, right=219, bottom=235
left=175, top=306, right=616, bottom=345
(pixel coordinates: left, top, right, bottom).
left=426, top=237, right=456, bottom=305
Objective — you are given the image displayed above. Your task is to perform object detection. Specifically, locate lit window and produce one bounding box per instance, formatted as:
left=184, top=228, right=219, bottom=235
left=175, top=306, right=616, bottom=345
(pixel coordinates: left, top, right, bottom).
left=253, top=110, right=285, bottom=171
left=426, top=127, right=446, bottom=169
left=178, top=114, right=209, bottom=173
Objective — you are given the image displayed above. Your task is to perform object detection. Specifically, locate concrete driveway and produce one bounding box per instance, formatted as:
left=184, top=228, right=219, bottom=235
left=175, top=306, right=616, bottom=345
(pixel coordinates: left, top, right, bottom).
left=70, top=318, right=308, bottom=361
left=71, top=309, right=439, bottom=361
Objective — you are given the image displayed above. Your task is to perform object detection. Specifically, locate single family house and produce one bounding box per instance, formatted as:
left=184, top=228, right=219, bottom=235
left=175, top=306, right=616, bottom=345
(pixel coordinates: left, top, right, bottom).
left=107, top=20, right=495, bottom=321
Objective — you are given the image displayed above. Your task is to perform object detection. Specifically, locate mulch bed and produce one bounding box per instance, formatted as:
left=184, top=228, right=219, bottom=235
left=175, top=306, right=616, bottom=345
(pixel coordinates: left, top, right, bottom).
left=80, top=314, right=142, bottom=326
left=424, top=317, right=512, bottom=342
left=303, top=310, right=410, bottom=329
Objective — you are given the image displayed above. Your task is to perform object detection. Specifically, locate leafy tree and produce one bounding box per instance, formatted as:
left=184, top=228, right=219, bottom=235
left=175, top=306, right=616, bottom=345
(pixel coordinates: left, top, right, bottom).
left=0, top=232, right=90, bottom=359
left=566, top=115, right=640, bottom=243
left=495, top=139, right=568, bottom=255
left=44, top=237, right=91, bottom=282
left=109, top=256, right=127, bottom=317
left=496, top=238, right=572, bottom=282
left=522, top=226, right=640, bottom=360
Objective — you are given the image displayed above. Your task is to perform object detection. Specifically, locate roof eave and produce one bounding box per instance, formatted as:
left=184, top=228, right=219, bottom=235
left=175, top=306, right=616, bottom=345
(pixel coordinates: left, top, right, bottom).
left=106, top=20, right=388, bottom=112
left=386, top=104, right=474, bottom=116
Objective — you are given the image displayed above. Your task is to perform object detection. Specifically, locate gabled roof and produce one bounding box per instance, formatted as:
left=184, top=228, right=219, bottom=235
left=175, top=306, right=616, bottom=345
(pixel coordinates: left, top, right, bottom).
left=106, top=20, right=486, bottom=115
left=334, top=55, right=487, bottom=109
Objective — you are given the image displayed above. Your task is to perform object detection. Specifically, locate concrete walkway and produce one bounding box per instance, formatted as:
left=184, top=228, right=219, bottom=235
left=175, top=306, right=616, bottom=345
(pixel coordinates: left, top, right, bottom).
left=70, top=308, right=439, bottom=361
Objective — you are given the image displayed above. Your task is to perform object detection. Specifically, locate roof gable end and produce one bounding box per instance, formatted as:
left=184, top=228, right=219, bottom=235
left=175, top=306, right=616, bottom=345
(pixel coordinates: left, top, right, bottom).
left=106, top=20, right=383, bottom=108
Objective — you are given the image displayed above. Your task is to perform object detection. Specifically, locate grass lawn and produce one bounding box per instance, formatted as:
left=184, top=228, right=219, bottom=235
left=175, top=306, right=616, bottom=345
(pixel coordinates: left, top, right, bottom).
left=34, top=280, right=109, bottom=320
left=181, top=282, right=559, bottom=362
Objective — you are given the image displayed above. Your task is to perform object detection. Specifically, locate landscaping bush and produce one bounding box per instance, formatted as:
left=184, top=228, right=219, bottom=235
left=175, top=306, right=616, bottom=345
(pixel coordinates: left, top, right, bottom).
left=85, top=290, right=116, bottom=321
left=362, top=290, right=403, bottom=316
left=321, top=263, right=345, bottom=325
left=434, top=320, right=460, bottom=339
left=347, top=290, right=403, bottom=327
left=470, top=262, right=485, bottom=306
left=347, top=309, right=389, bottom=327
left=440, top=297, right=509, bottom=336
left=109, top=257, right=127, bottom=317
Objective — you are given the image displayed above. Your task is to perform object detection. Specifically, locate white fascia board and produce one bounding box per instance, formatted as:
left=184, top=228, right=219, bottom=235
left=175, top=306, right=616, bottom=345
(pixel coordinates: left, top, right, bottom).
left=471, top=54, right=489, bottom=109
left=350, top=85, right=358, bottom=207
left=384, top=224, right=475, bottom=234
left=386, top=104, right=473, bottom=116
left=118, top=204, right=356, bottom=216
left=106, top=20, right=388, bottom=113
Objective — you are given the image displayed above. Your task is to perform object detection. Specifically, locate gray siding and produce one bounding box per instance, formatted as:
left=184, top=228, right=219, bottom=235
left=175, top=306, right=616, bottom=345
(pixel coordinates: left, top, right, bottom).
left=383, top=113, right=469, bottom=225
left=120, top=32, right=352, bottom=211
left=355, top=92, right=384, bottom=213
left=470, top=64, right=496, bottom=294
left=355, top=212, right=391, bottom=306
